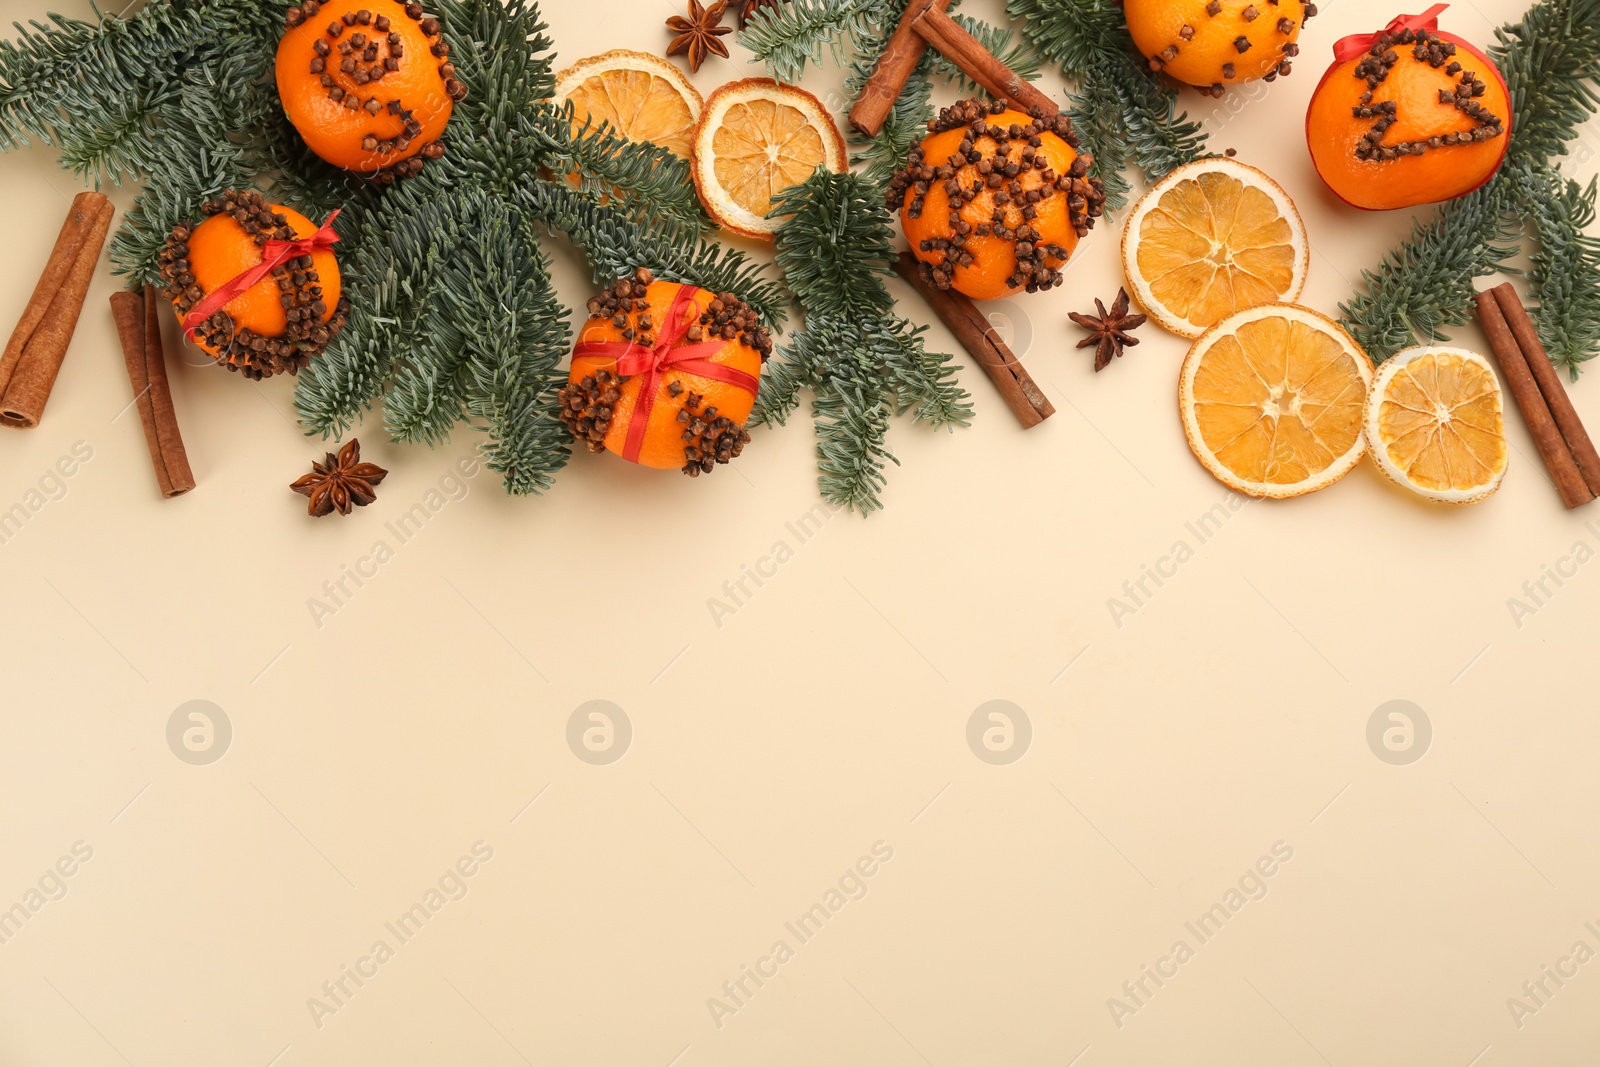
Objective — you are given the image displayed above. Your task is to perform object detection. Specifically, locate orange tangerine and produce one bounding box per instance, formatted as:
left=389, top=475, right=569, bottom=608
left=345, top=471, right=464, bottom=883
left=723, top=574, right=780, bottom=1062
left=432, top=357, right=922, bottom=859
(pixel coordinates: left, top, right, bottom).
left=276, top=0, right=460, bottom=180
left=1306, top=20, right=1510, bottom=209
left=889, top=99, right=1104, bottom=301
left=560, top=272, right=770, bottom=475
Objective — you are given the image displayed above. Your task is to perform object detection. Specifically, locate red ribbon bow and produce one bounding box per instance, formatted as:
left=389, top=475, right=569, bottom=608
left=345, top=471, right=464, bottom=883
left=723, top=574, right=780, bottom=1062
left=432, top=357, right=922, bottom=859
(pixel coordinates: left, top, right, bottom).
left=571, top=284, right=759, bottom=463
left=1333, top=4, right=1450, bottom=61
left=182, top=209, right=342, bottom=341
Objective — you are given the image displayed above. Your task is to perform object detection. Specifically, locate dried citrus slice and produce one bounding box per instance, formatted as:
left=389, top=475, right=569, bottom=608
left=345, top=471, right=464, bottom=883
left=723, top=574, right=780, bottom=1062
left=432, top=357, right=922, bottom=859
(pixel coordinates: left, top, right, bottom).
left=1123, top=158, right=1308, bottom=339
left=1364, top=345, right=1507, bottom=504
left=554, top=50, right=703, bottom=159
left=1180, top=303, right=1373, bottom=498
left=691, top=78, right=847, bottom=240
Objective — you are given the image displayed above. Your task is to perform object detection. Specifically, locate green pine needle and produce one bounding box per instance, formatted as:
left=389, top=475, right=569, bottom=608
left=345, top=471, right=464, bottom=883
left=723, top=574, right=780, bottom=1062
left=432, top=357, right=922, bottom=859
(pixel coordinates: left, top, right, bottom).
left=757, top=169, right=971, bottom=513
left=738, top=0, right=896, bottom=86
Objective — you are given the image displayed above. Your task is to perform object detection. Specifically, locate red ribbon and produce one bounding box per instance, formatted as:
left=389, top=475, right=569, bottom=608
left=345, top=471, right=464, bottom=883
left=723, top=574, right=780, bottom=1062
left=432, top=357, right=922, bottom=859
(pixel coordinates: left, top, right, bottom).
left=182, top=209, right=342, bottom=341
left=571, top=284, right=759, bottom=463
left=1333, top=4, right=1450, bottom=61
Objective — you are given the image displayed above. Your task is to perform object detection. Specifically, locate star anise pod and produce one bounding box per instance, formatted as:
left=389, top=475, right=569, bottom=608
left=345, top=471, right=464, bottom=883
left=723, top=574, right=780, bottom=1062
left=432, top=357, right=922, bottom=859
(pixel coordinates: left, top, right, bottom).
left=290, top=438, right=388, bottom=517
left=740, top=0, right=786, bottom=26
left=666, top=0, right=732, bottom=73
left=1068, top=288, right=1147, bottom=371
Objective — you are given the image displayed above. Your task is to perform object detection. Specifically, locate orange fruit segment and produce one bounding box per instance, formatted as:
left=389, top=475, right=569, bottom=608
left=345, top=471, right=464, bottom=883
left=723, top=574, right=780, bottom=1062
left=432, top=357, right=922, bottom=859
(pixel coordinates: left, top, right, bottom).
left=691, top=78, right=846, bottom=240
left=554, top=50, right=703, bottom=159
left=1180, top=303, right=1373, bottom=498
left=1364, top=345, right=1507, bottom=503
left=1123, top=158, right=1307, bottom=338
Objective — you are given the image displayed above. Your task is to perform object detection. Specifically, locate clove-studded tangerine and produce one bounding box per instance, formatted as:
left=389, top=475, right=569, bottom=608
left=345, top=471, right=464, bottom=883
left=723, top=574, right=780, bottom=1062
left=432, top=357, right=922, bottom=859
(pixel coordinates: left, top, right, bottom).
left=887, top=100, right=1105, bottom=302
left=1306, top=14, right=1510, bottom=209
left=1126, top=0, right=1312, bottom=95
left=559, top=270, right=771, bottom=476
left=276, top=0, right=462, bottom=182
left=159, top=191, right=348, bottom=380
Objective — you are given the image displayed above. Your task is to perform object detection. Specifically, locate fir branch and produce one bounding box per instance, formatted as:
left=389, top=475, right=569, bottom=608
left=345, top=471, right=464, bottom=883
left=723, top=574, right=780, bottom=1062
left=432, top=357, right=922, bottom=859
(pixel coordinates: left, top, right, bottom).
left=1338, top=179, right=1520, bottom=359
left=0, top=0, right=278, bottom=152
left=1497, top=0, right=1600, bottom=162
left=1064, top=62, right=1134, bottom=211
left=1521, top=168, right=1600, bottom=379
left=1007, top=0, right=1207, bottom=210
left=756, top=168, right=970, bottom=512
left=413, top=193, right=573, bottom=494
left=294, top=180, right=446, bottom=441
left=738, top=0, right=894, bottom=85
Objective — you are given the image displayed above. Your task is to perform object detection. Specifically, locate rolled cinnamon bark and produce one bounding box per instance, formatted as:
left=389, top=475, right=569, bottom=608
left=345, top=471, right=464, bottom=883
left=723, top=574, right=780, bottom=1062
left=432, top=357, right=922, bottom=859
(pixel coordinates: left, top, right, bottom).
left=111, top=286, right=195, bottom=498
left=848, top=0, right=950, bottom=137
left=1473, top=289, right=1593, bottom=509
left=1490, top=282, right=1600, bottom=498
left=0, top=192, right=115, bottom=428
left=911, top=8, right=1060, bottom=117
left=896, top=251, right=1054, bottom=428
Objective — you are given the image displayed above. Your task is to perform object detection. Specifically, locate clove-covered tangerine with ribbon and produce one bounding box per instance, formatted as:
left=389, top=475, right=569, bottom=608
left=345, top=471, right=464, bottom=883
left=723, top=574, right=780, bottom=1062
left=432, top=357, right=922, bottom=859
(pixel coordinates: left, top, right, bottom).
left=276, top=0, right=463, bottom=182
left=559, top=270, right=771, bottom=476
left=1305, top=5, right=1511, bottom=209
left=158, top=191, right=348, bottom=380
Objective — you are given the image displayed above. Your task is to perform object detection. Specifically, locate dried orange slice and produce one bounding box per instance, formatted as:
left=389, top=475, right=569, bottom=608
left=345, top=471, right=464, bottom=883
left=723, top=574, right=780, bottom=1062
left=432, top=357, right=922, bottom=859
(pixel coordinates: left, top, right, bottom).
left=691, top=78, right=847, bottom=240
left=554, top=50, right=703, bottom=159
left=1180, top=303, right=1373, bottom=498
left=1123, top=158, right=1308, bottom=339
left=1364, top=345, right=1507, bottom=504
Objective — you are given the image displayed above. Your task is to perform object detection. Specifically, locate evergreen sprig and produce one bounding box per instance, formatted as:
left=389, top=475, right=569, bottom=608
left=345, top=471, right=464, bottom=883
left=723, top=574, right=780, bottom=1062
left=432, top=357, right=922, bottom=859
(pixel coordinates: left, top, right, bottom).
left=1340, top=0, right=1600, bottom=374
left=1522, top=170, right=1600, bottom=376
left=0, top=0, right=788, bottom=495
left=756, top=169, right=971, bottom=512
left=739, top=0, right=896, bottom=86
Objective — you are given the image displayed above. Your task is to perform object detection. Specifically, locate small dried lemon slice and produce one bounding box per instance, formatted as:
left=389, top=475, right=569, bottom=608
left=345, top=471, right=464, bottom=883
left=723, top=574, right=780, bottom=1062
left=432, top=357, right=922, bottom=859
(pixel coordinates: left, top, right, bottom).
left=554, top=50, right=703, bottom=159
left=691, top=78, right=846, bottom=241
left=1364, top=345, right=1507, bottom=504
left=1123, top=158, right=1308, bottom=338
left=1180, top=303, right=1373, bottom=498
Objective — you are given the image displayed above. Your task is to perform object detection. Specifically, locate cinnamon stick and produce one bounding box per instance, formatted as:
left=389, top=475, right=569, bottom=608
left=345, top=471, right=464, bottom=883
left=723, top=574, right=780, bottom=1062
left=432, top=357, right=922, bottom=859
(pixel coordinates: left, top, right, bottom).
left=1490, top=282, right=1600, bottom=498
left=911, top=8, right=1060, bottom=117
left=1473, top=289, right=1593, bottom=508
left=895, top=251, right=1054, bottom=428
left=0, top=191, right=114, bottom=428
left=111, top=286, right=195, bottom=498
left=848, top=0, right=950, bottom=138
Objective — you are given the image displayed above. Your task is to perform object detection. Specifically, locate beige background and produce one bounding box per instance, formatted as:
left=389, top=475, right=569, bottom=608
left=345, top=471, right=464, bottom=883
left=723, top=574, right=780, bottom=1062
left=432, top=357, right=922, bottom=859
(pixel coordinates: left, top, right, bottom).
left=2, top=0, right=1599, bottom=1062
